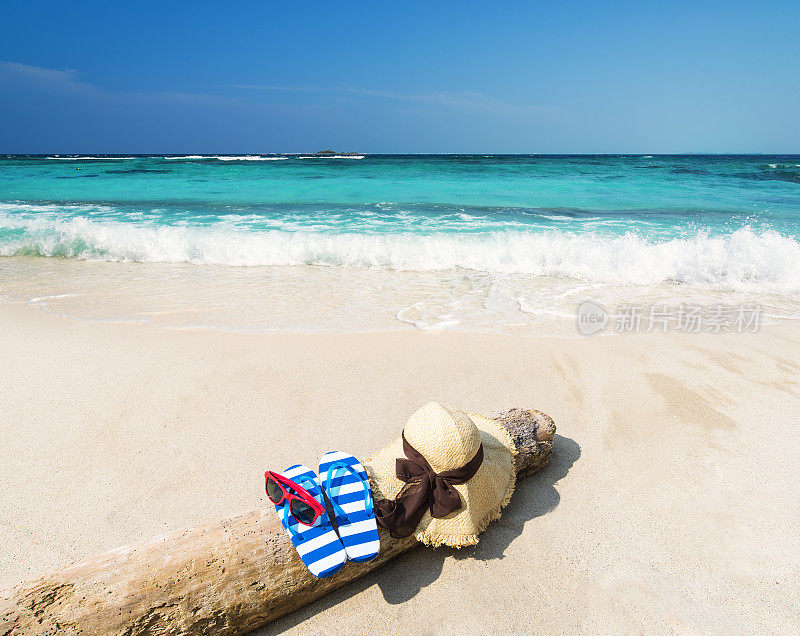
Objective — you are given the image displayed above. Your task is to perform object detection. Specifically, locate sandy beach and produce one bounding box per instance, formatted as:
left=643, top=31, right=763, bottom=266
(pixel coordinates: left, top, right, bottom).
left=1, top=302, right=797, bottom=633
left=4, top=2, right=800, bottom=632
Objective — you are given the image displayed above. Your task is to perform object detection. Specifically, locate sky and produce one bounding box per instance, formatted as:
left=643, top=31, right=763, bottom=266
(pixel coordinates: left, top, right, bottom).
left=0, top=1, right=798, bottom=154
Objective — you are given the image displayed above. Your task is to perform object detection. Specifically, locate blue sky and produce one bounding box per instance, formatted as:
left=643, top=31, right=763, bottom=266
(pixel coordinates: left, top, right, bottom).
left=1, top=1, right=798, bottom=153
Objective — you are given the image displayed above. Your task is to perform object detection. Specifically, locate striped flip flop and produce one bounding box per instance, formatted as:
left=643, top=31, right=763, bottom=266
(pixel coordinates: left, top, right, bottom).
left=271, top=464, right=347, bottom=578
left=319, top=451, right=380, bottom=562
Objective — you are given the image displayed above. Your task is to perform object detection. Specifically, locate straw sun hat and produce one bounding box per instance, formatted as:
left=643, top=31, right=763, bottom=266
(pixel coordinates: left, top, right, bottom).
left=366, top=402, right=517, bottom=547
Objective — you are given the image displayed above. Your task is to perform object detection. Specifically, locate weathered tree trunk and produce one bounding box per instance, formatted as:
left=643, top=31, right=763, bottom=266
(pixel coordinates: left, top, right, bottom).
left=0, top=409, right=555, bottom=635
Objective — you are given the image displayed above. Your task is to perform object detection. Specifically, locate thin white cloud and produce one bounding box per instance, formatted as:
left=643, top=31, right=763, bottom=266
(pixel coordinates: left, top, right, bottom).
left=0, top=61, right=553, bottom=118
left=0, top=61, right=98, bottom=95
left=0, top=61, right=77, bottom=83
left=0, top=61, right=231, bottom=106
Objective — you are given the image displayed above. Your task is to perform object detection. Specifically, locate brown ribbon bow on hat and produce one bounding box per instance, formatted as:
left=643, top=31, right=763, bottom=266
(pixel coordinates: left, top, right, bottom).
left=374, top=433, right=484, bottom=538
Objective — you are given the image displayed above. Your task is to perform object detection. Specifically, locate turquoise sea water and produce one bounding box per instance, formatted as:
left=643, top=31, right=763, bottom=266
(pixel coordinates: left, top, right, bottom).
left=1, top=154, right=799, bottom=332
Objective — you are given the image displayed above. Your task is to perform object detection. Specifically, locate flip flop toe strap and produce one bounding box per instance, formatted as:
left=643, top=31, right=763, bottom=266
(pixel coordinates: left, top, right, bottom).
left=325, top=460, right=373, bottom=526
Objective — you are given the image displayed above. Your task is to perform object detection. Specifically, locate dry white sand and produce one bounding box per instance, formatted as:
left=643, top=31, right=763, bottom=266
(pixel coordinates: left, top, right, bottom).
left=0, top=303, right=798, bottom=633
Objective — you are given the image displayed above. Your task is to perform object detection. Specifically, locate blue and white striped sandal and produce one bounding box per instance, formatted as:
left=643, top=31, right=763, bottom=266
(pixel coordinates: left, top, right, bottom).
left=272, top=464, right=347, bottom=578
left=318, top=451, right=380, bottom=562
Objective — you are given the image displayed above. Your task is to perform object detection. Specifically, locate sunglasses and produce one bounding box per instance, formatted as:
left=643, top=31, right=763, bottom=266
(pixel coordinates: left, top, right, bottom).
left=264, top=471, right=325, bottom=526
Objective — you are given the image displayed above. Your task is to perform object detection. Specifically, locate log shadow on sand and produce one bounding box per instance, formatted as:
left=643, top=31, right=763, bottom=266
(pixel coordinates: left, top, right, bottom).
left=262, top=434, right=580, bottom=633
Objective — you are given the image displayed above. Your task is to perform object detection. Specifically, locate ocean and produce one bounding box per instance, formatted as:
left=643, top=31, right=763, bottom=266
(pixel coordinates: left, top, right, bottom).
left=1, top=154, right=799, bottom=334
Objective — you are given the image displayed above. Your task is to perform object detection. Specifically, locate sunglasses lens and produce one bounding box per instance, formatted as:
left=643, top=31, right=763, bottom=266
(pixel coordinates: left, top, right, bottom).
left=266, top=477, right=283, bottom=504
left=290, top=498, right=317, bottom=525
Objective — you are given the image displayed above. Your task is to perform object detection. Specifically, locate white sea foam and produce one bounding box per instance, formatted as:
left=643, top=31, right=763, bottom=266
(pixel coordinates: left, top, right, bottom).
left=29, top=293, right=80, bottom=303
left=458, top=213, right=486, bottom=221
left=396, top=303, right=462, bottom=330
left=0, top=202, right=117, bottom=214
left=46, top=156, right=137, bottom=160
left=540, top=214, right=575, bottom=221
left=1, top=212, right=799, bottom=295
left=214, top=155, right=288, bottom=161
left=163, top=155, right=289, bottom=161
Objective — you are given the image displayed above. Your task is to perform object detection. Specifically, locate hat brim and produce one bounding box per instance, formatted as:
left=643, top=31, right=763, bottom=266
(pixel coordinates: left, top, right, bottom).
left=365, top=411, right=517, bottom=547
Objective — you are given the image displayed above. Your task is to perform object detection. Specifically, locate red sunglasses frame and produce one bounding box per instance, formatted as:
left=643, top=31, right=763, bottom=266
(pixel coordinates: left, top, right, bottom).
left=264, top=471, right=325, bottom=526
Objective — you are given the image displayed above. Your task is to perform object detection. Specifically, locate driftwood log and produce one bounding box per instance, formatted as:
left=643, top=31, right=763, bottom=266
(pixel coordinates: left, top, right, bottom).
left=0, top=409, right=555, bottom=635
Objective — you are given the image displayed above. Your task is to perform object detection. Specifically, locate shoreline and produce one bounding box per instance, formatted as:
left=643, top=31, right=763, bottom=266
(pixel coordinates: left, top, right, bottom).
left=2, top=254, right=799, bottom=337
left=4, top=295, right=799, bottom=339
left=1, top=302, right=798, bottom=631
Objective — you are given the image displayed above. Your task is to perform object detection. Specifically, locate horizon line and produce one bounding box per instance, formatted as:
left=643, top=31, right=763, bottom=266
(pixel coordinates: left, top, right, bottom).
left=4, top=152, right=800, bottom=157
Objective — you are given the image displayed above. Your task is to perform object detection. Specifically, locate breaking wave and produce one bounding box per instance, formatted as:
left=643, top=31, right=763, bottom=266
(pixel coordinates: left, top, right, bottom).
left=161, top=155, right=289, bottom=161
left=163, top=155, right=214, bottom=160
left=46, top=156, right=137, bottom=160
left=213, top=155, right=289, bottom=161
left=297, top=155, right=365, bottom=159
left=1, top=211, right=799, bottom=294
